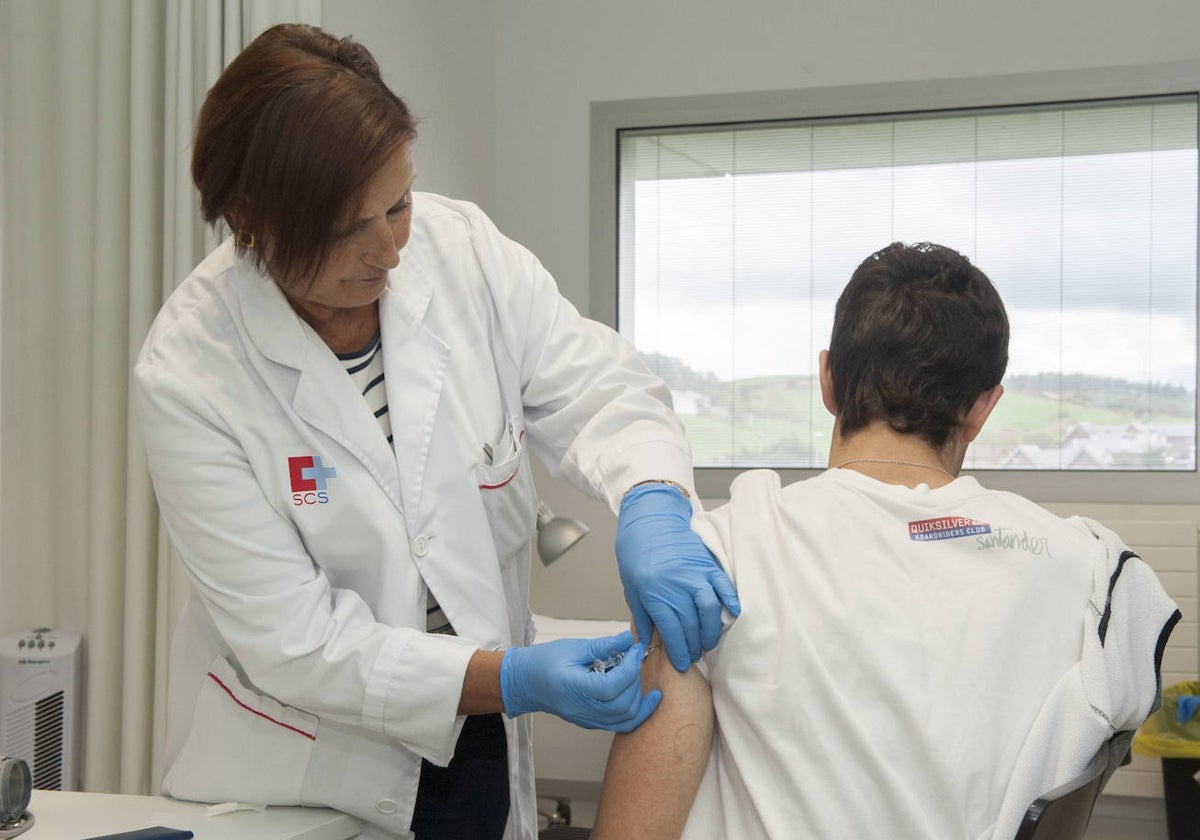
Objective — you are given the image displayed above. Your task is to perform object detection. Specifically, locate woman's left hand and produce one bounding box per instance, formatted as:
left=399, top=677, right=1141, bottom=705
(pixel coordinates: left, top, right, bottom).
left=615, top=483, right=741, bottom=672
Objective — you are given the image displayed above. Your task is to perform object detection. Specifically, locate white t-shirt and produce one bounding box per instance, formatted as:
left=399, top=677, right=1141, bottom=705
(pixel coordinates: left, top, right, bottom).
left=684, top=468, right=1176, bottom=840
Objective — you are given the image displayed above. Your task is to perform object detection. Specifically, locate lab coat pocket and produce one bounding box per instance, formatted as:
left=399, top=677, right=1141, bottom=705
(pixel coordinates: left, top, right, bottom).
left=162, top=657, right=317, bottom=806
left=475, top=416, right=538, bottom=561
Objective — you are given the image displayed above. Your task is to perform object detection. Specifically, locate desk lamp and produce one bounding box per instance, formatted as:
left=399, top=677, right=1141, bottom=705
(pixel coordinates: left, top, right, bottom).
left=535, top=501, right=589, bottom=565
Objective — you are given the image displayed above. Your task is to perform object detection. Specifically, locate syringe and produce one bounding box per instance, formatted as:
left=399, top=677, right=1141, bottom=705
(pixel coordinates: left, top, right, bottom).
left=590, top=645, right=655, bottom=673
left=590, top=649, right=627, bottom=673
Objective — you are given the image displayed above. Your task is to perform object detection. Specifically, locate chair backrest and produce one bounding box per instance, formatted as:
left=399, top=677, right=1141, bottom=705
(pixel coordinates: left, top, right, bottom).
left=1012, top=738, right=1115, bottom=840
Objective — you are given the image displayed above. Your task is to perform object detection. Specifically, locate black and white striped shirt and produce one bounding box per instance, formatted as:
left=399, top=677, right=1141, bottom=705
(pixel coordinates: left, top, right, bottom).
left=338, top=333, right=453, bottom=635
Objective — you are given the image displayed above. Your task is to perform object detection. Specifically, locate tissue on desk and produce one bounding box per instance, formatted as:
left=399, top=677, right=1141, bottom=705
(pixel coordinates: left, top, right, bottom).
left=532, top=615, right=629, bottom=644
left=206, top=801, right=267, bottom=816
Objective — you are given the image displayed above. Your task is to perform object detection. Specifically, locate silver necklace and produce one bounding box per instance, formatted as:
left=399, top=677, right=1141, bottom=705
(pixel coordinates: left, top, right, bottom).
left=834, top=457, right=955, bottom=480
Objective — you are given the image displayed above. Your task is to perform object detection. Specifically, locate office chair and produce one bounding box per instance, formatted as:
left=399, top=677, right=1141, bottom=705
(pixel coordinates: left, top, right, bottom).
left=1012, top=734, right=1130, bottom=840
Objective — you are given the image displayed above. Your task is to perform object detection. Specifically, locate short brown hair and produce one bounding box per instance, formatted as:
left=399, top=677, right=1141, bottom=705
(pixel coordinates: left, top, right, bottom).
left=192, top=24, right=416, bottom=288
left=828, top=242, right=1009, bottom=448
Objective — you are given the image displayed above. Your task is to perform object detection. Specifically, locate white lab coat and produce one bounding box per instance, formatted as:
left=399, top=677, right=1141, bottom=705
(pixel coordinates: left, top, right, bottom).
left=134, top=193, right=696, bottom=840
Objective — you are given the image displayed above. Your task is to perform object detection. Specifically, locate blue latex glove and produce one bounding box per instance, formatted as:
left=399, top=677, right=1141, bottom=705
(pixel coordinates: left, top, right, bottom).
left=616, top=482, right=741, bottom=672
left=500, top=631, right=661, bottom=732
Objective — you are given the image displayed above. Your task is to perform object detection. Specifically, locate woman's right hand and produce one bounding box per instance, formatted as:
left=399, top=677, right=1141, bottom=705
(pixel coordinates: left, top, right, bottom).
left=499, top=632, right=661, bottom=732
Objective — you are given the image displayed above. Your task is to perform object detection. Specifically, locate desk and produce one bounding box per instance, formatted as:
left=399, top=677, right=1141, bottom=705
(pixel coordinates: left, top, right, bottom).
left=19, top=790, right=360, bottom=839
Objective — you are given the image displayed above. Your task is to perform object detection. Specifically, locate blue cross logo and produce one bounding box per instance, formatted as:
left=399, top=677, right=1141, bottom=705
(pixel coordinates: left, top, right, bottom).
left=301, top=456, right=337, bottom=491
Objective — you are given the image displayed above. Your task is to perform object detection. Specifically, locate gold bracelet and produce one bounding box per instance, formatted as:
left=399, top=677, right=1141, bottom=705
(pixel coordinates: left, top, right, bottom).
left=622, top=479, right=692, bottom=502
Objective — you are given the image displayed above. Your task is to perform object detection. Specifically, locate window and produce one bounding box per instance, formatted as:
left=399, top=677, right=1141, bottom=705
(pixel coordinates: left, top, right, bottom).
left=591, top=67, right=1200, bottom=503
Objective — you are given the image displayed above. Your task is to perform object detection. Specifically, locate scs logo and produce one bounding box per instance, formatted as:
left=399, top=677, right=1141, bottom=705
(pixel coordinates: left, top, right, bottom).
left=289, top=455, right=337, bottom=506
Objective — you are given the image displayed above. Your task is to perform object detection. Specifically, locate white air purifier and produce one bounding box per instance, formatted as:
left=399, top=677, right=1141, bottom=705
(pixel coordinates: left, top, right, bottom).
left=0, top=629, right=83, bottom=791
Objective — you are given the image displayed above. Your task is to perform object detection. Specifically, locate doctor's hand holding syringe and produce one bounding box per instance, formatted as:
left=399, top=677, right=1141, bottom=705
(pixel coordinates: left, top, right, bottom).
left=498, top=631, right=660, bottom=732
left=455, top=631, right=658, bottom=732
left=459, top=475, right=741, bottom=734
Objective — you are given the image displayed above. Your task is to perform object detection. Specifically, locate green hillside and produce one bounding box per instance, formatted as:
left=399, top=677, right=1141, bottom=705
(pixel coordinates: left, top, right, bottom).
left=641, top=354, right=1195, bottom=467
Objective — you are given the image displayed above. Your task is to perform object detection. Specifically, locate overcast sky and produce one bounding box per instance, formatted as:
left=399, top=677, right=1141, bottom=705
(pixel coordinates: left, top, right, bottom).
left=623, top=148, right=1197, bottom=389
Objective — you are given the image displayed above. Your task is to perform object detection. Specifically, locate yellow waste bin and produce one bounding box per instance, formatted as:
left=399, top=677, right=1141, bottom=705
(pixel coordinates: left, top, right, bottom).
left=1134, top=680, right=1200, bottom=840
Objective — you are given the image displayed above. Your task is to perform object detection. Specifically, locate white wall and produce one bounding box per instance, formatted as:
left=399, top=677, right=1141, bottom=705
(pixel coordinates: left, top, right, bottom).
left=490, top=0, right=1200, bottom=312
left=321, top=0, right=496, bottom=213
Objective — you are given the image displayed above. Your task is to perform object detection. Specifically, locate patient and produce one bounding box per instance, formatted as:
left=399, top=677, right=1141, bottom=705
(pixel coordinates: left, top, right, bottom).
left=591, top=242, right=1180, bottom=840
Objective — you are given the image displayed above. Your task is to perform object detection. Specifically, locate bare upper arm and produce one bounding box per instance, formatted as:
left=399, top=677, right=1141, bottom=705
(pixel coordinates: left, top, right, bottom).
left=590, top=629, right=715, bottom=840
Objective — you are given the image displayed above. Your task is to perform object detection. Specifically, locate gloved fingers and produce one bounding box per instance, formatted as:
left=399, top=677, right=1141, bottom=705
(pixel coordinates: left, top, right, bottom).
left=606, top=638, right=644, bottom=677
left=583, top=631, right=635, bottom=662
left=601, top=670, right=644, bottom=715
left=710, top=566, right=741, bottom=618
left=610, top=689, right=663, bottom=733
left=594, top=660, right=655, bottom=729
left=628, top=600, right=654, bottom=648
left=587, top=642, right=645, bottom=702
left=648, top=598, right=699, bottom=672
left=565, top=649, right=647, bottom=730
left=694, top=586, right=724, bottom=652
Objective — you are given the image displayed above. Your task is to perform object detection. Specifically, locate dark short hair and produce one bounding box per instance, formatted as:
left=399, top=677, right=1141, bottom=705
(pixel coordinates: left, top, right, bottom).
left=828, top=242, right=1009, bottom=448
left=192, top=24, right=416, bottom=288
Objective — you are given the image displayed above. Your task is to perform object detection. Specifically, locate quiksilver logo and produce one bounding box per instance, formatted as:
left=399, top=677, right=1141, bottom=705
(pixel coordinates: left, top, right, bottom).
left=908, top=516, right=991, bottom=542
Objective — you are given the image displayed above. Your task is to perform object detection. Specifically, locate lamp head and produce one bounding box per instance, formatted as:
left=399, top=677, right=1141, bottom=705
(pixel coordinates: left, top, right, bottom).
left=536, top=501, right=589, bottom=565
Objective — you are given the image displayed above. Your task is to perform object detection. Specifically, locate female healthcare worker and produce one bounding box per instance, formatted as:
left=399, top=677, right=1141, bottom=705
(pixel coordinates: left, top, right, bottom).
left=133, top=23, right=738, bottom=840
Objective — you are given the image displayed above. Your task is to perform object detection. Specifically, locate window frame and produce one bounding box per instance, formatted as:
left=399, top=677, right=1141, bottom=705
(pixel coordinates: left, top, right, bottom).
left=590, top=62, right=1200, bottom=504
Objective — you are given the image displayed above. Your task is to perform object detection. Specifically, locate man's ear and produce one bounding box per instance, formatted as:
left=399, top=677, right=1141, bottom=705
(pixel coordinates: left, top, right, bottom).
left=819, top=350, right=837, bottom=417
left=960, top=384, right=1004, bottom=444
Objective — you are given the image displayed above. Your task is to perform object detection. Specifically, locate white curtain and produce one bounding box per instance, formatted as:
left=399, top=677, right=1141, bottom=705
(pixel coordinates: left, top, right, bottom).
left=0, top=0, right=319, bottom=795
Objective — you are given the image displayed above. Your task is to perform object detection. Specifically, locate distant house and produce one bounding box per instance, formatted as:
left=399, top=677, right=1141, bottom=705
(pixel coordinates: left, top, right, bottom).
left=1158, top=424, right=1195, bottom=465
left=999, top=420, right=1194, bottom=469
left=1062, top=421, right=1166, bottom=453
left=1062, top=421, right=1194, bottom=464
left=671, top=389, right=709, bottom=415
left=1000, top=441, right=1112, bottom=469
